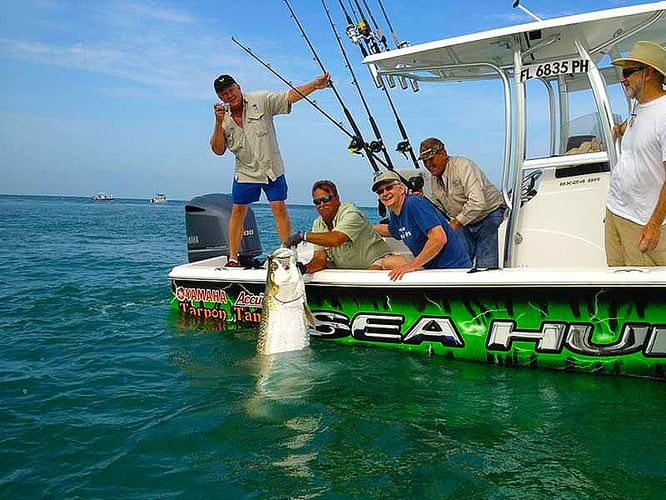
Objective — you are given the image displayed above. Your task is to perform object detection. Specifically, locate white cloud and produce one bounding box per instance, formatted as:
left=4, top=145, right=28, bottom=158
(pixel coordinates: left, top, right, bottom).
left=124, top=2, right=196, bottom=24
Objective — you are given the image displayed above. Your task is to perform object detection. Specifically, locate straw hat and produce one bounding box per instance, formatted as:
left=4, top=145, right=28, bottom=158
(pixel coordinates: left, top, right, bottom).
left=612, top=41, right=666, bottom=77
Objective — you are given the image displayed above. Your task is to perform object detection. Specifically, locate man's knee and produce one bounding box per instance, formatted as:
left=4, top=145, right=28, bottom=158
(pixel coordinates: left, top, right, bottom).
left=380, top=254, right=410, bottom=269
left=270, top=201, right=289, bottom=217
left=231, top=204, right=249, bottom=217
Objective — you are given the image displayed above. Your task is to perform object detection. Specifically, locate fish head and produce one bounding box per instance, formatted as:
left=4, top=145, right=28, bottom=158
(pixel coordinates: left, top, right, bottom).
left=266, top=247, right=302, bottom=294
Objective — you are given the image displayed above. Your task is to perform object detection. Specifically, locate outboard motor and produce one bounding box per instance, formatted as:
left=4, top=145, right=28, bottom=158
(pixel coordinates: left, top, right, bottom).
left=185, top=193, right=263, bottom=265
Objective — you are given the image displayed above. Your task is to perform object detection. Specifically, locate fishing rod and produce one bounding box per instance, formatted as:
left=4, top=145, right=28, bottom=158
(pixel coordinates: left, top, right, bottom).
left=280, top=0, right=387, bottom=173
left=350, top=0, right=381, bottom=55
left=357, top=0, right=399, bottom=89
left=360, top=0, right=389, bottom=52
left=231, top=36, right=374, bottom=166
left=383, top=90, right=419, bottom=168
left=332, top=0, right=419, bottom=168
left=376, top=0, right=404, bottom=49
left=320, top=0, right=396, bottom=171
left=337, top=0, right=384, bottom=90
left=375, top=0, right=419, bottom=92
left=231, top=36, right=387, bottom=171
left=346, top=0, right=360, bottom=24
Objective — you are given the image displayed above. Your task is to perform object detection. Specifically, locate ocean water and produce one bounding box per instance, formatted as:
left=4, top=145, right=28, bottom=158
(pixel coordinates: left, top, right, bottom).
left=1, top=194, right=664, bottom=499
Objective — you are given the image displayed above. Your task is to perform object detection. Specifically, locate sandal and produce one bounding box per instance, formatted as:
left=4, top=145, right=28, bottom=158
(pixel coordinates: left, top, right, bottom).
left=225, top=258, right=240, bottom=268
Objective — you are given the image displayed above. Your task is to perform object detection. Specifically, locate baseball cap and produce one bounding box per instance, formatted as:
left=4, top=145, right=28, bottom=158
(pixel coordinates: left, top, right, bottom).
left=418, top=137, right=445, bottom=161
left=371, top=170, right=402, bottom=192
left=214, top=74, right=237, bottom=92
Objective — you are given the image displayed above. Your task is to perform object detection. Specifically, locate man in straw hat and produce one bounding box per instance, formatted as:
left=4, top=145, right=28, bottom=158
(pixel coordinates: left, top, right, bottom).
left=605, top=41, right=666, bottom=266
left=210, top=72, right=331, bottom=267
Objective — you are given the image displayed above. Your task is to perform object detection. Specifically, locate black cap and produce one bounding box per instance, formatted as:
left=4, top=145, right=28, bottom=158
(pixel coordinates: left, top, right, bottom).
left=214, top=74, right=237, bottom=92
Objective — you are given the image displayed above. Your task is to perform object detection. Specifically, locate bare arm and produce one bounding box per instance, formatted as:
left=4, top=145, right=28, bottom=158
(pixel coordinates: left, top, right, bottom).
left=388, top=226, right=447, bottom=281
left=287, top=72, right=331, bottom=104
left=305, top=250, right=328, bottom=274
left=304, top=230, right=349, bottom=248
left=638, top=161, right=666, bottom=253
left=210, top=103, right=227, bottom=155
left=374, top=224, right=391, bottom=237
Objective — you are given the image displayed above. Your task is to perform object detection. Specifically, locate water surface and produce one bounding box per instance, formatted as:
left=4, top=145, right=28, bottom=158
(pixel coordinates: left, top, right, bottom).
left=1, top=195, right=663, bottom=498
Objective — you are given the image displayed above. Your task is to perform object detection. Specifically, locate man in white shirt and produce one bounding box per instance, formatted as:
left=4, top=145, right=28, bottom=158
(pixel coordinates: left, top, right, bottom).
left=606, top=41, right=666, bottom=266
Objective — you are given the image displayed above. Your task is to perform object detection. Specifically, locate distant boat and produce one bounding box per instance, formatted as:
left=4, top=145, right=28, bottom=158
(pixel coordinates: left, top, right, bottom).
left=92, top=192, right=114, bottom=201
left=150, top=193, right=167, bottom=204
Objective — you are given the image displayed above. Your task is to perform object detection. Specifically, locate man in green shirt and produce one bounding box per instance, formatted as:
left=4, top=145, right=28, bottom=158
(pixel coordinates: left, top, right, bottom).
left=284, top=180, right=408, bottom=273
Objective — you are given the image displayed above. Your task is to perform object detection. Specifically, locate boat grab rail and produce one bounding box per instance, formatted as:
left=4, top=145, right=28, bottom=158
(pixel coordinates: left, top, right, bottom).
left=521, top=151, right=609, bottom=171
left=588, top=9, right=665, bottom=57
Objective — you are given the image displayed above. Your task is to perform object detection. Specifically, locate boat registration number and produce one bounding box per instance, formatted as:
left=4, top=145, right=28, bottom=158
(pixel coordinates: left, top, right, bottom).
left=519, top=58, right=590, bottom=82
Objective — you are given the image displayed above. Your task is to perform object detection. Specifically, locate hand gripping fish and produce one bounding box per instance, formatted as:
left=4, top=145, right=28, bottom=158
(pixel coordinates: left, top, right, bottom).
left=257, top=247, right=314, bottom=355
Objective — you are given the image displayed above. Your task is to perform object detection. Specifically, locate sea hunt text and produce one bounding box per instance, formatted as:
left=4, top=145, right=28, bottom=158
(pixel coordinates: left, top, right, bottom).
left=311, top=311, right=666, bottom=357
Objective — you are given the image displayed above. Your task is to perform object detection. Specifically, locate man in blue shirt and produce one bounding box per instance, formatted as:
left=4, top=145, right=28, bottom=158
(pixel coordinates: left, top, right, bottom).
left=373, top=171, right=471, bottom=281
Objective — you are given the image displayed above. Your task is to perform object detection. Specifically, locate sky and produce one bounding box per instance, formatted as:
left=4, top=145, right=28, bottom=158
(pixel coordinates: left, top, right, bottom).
left=0, top=0, right=652, bottom=206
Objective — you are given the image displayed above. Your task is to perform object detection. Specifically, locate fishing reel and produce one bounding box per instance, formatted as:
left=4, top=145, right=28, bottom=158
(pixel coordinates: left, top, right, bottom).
left=396, top=140, right=412, bottom=157
left=356, top=20, right=371, bottom=38
left=367, top=140, right=384, bottom=153
left=408, top=175, right=424, bottom=193
left=345, top=24, right=360, bottom=44
left=356, top=20, right=381, bottom=54
left=347, top=136, right=365, bottom=155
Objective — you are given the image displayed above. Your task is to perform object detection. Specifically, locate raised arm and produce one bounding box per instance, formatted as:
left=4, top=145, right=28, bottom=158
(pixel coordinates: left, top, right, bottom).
left=287, top=72, right=331, bottom=104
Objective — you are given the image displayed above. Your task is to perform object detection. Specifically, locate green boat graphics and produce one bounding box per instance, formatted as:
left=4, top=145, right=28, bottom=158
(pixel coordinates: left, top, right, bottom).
left=171, top=280, right=665, bottom=379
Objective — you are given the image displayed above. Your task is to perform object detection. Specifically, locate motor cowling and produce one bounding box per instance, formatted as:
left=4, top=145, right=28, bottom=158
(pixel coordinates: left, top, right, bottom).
left=185, top=193, right=263, bottom=264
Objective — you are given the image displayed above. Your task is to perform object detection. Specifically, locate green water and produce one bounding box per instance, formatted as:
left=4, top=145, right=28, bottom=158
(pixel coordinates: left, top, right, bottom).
left=1, top=195, right=664, bottom=498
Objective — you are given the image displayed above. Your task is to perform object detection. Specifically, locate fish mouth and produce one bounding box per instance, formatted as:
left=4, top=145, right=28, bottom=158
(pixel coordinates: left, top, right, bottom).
left=271, top=248, right=293, bottom=259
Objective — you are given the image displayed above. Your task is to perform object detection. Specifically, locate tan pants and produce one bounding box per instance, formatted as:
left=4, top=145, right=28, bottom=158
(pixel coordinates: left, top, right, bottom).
left=604, top=208, right=666, bottom=266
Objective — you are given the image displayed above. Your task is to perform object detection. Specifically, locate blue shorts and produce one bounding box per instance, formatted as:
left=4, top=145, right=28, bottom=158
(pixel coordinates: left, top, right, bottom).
left=231, top=175, right=288, bottom=205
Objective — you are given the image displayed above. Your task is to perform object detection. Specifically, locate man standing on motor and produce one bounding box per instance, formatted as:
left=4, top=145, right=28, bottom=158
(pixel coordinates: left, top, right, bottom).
left=418, top=137, right=505, bottom=268
left=606, top=41, right=666, bottom=266
left=210, top=72, right=331, bottom=267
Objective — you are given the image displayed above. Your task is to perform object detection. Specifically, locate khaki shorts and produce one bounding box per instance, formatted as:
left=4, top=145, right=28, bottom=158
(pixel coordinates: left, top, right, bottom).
left=604, top=208, right=666, bottom=266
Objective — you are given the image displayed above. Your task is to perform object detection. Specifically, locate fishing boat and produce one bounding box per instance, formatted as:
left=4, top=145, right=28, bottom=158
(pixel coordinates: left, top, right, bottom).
left=91, top=192, right=114, bottom=201
left=169, top=2, right=666, bottom=380
left=150, top=193, right=167, bottom=204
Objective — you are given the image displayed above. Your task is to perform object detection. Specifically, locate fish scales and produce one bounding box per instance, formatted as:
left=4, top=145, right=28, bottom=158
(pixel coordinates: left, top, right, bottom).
left=257, top=247, right=312, bottom=355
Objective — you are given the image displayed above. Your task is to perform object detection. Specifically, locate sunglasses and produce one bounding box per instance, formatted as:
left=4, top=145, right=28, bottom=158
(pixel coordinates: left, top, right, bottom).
left=313, top=194, right=335, bottom=205
left=376, top=183, right=399, bottom=195
left=622, top=66, right=645, bottom=78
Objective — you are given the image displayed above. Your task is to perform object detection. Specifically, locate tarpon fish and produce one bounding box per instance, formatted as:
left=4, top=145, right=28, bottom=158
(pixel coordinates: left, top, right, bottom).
left=257, top=247, right=314, bottom=355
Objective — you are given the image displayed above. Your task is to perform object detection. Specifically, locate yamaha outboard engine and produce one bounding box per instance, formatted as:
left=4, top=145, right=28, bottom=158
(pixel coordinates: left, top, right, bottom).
left=185, top=193, right=263, bottom=266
